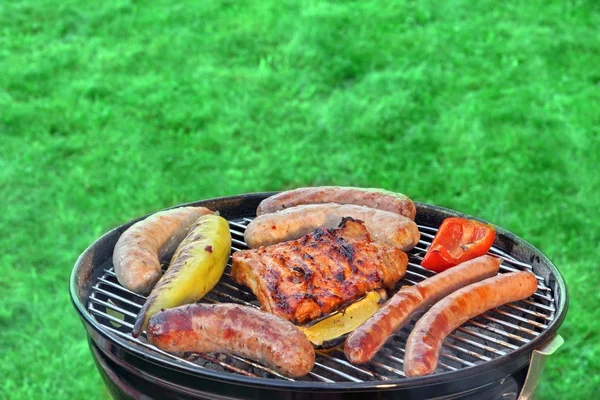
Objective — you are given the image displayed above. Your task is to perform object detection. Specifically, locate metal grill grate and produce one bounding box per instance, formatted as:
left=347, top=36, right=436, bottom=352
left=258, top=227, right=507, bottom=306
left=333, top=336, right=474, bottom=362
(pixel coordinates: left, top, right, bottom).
left=87, top=218, right=556, bottom=383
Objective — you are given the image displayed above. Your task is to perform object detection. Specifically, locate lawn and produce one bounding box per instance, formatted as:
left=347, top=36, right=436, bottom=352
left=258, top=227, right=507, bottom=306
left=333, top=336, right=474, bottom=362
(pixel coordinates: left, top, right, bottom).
left=1, top=0, right=599, bottom=398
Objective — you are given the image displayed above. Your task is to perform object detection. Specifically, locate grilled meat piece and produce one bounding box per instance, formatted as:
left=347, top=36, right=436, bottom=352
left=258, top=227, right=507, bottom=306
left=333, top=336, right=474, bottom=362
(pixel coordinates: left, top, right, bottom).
left=231, top=218, right=408, bottom=324
left=244, top=203, right=420, bottom=251
left=344, top=255, right=502, bottom=364
left=147, top=303, right=315, bottom=378
left=256, top=186, right=416, bottom=220
left=404, top=271, right=538, bottom=377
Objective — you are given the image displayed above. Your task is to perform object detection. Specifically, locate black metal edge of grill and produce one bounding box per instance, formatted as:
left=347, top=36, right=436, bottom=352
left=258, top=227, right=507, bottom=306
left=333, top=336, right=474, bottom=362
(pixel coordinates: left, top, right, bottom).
left=70, top=192, right=568, bottom=397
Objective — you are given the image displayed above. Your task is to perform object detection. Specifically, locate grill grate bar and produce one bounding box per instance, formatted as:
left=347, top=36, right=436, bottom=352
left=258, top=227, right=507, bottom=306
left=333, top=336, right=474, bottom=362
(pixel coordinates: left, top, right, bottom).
left=306, top=372, right=335, bottom=383
left=92, top=285, right=143, bottom=308
left=89, top=305, right=134, bottom=328
left=216, top=280, right=254, bottom=297
left=87, top=216, right=555, bottom=384
left=379, top=352, right=458, bottom=372
left=467, top=321, right=530, bottom=344
left=313, top=362, right=364, bottom=382
left=209, top=289, right=260, bottom=308
left=232, top=238, right=247, bottom=247
left=491, top=308, right=549, bottom=329
left=316, top=352, right=384, bottom=380
left=480, top=315, right=540, bottom=336
left=441, top=341, right=492, bottom=362
left=457, top=327, right=519, bottom=350
left=406, top=262, right=437, bottom=276
left=229, top=221, right=249, bottom=230
left=230, top=231, right=245, bottom=240
left=418, top=239, right=433, bottom=248
left=326, top=349, right=391, bottom=381
left=448, top=334, right=506, bottom=356
left=184, top=353, right=260, bottom=378
left=401, top=278, right=420, bottom=286
left=89, top=296, right=138, bottom=319
left=505, top=303, right=553, bottom=321
left=404, top=269, right=430, bottom=280
left=369, top=359, right=406, bottom=377
left=520, top=298, right=555, bottom=312
left=97, top=276, right=146, bottom=299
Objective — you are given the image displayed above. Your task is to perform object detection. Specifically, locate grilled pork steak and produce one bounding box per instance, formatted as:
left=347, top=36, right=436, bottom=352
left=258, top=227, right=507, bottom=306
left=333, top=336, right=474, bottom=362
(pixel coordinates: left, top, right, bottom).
left=231, top=218, right=408, bottom=324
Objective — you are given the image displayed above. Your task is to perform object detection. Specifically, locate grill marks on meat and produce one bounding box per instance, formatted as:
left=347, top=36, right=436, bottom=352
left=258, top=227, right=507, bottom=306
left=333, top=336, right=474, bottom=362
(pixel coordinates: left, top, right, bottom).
left=231, top=218, right=408, bottom=324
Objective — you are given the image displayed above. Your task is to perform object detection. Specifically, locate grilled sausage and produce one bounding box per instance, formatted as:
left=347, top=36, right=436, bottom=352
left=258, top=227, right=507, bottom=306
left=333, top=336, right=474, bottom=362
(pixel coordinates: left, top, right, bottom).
left=245, top=203, right=420, bottom=251
left=345, top=255, right=502, bottom=364
left=113, top=206, right=213, bottom=294
left=257, top=186, right=416, bottom=220
left=404, top=270, right=538, bottom=377
left=146, top=303, right=315, bottom=378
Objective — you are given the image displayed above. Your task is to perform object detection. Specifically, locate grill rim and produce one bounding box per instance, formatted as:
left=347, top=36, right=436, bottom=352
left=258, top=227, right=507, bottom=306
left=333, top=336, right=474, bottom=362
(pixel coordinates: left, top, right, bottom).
left=70, top=192, right=568, bottom=392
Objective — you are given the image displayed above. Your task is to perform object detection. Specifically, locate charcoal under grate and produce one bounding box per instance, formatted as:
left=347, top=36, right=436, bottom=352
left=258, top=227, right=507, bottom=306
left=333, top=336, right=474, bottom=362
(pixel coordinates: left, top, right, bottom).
left=86, top=217, right=557, bottom=384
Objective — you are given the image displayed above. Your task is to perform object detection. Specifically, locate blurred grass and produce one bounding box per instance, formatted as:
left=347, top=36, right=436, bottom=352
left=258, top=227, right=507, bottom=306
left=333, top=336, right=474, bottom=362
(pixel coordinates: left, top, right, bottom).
left=1, top=0, right=599, bottom=398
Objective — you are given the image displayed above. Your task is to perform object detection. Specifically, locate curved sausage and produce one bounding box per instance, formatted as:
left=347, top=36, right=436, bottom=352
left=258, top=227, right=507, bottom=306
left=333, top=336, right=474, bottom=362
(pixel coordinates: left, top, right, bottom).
left=345, top=255, right=502, bottom=364
left=146, top=303, right=315, bottom=378
left=404, top=270, right=538, bottom=377
left=113, top=206, right=213, bottom=294
left=257, top=186, right=416, bottom=220
left=245, top=203, right=420, bottom=251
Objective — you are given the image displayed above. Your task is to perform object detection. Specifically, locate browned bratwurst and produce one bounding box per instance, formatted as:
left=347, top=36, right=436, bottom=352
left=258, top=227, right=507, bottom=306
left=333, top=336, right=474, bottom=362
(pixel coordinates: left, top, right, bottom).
left=404, top=270, right=538, bottom=377
left=146, top=303, right=315, bottom=378
left=257, top=186, right=416, bottom=220
left=245, top=203, right=420, bottom=251
left=345, top=255, right=502, bottom=364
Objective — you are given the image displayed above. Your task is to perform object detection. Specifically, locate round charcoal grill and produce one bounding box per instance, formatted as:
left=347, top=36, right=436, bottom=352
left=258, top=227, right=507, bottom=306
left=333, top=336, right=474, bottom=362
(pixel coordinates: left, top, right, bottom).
left=70, top=193, right=568, bottom=400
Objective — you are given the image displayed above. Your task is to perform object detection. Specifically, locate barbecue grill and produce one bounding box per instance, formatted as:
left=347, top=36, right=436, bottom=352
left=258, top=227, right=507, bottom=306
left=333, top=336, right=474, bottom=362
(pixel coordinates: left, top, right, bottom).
left=70, top=192, right=567, bottom=399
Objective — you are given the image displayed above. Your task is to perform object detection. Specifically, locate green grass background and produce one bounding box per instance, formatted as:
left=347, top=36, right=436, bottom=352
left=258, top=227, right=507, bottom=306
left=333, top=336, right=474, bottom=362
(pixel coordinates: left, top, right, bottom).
left=1, top=0, right=599, bottom=398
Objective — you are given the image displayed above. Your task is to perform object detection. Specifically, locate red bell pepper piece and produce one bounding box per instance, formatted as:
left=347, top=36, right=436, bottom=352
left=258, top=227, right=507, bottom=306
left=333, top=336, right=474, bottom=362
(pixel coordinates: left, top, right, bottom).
left=421, top=217, right=496, bottom=272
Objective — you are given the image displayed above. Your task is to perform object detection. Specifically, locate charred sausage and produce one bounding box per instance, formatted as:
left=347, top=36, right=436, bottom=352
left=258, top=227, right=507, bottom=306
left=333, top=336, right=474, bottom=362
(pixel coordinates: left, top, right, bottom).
left=146, top=303, right=315, bottom=378
left=113, top=206, right=213, bottom=294
left=245, top=203, right=420, bottom=251
left=345, top=255, right=502, bottom=364
left=257, top=186, right=416, bottom=220
left=404, top=270, right=538, bottom=377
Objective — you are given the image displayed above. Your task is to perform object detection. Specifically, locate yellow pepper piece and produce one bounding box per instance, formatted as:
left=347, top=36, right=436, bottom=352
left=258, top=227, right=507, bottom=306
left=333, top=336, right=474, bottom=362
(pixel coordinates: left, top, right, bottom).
left=300, top=290, right=387, bottom=346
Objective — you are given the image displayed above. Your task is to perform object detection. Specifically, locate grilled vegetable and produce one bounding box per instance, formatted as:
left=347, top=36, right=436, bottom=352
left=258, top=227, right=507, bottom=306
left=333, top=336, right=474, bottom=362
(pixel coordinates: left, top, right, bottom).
left=132, top=214, right=231, bottom=337
left=421, top=217, right=495, bottom=272
left=300, top=290, right=387, bottom=347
